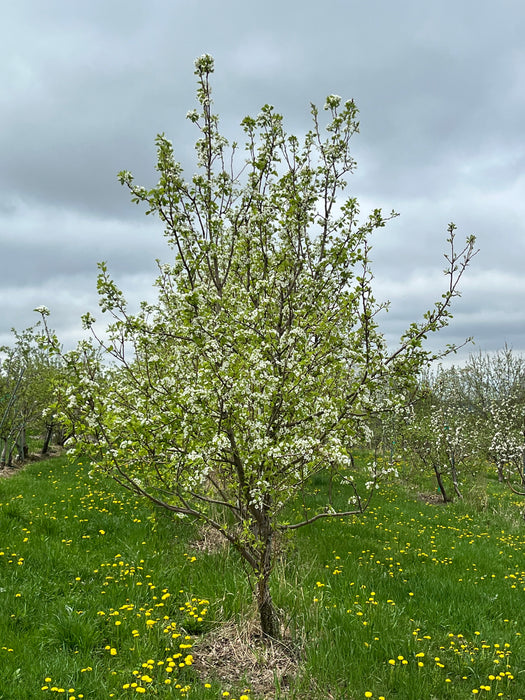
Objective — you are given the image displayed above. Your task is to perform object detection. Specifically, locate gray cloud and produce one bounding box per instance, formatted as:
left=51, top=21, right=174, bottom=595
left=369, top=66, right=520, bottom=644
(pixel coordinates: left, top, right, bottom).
left=1, top=0, right=524, bottom=364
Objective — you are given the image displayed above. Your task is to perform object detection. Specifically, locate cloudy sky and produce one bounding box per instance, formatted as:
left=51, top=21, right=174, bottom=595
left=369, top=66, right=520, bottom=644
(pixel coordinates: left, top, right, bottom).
left=1, top=0, right=524, bottom=363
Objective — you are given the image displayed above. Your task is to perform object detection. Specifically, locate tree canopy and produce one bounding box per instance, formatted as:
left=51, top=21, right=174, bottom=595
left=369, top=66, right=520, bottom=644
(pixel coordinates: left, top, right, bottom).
left=39, top=55, right=476, bottom=637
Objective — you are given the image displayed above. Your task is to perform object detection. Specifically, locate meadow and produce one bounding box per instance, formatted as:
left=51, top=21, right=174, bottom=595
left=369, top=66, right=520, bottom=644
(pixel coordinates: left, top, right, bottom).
left=1, top=455, right=525, bottom=699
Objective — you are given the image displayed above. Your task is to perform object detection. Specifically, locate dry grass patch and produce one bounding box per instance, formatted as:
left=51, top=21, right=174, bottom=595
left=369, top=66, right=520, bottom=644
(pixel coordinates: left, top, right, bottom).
left=191, top=523, right=230, bottom=554
left=192, top=618, right=300, bottom=699
left=417, top=491, right=448, bottom=504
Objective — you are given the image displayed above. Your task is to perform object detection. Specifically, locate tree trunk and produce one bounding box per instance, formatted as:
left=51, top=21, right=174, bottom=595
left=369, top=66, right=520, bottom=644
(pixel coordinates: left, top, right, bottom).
left=41, top=424, right=54, bottom=455
left=7, top=441, right=15, bottom=467
left=253, top=505, right=280, bottom=639
left=433, top=463, right=451, bottom=503
left=450, top=456, right=462, bottom=499
left=54, top=426, right=69, bottom=447
left=17, top=426, right=28, bottom=460
left=256, top=574, right=280, bottom=639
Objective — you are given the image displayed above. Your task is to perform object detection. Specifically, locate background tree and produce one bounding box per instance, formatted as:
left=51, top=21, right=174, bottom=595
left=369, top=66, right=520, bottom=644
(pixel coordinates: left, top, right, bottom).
left=486, top=396, right=525, bottom=490
left=460, top=347, right=525, bottom=482
left=460, top=345, right=525, bottom=412
left=403, top=366, right=481, bottom=502
left=0, top=322, right=63, bottom=466
left=40, top=55, right=476, bottom=638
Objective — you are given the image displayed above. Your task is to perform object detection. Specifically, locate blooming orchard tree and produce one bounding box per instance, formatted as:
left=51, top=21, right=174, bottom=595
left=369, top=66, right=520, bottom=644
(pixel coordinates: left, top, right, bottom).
left=404, top=368, right=480, bottom=502
left=460, top=347, right=525, bottom=483
left=0, top=322, right=63, bottom=465
left=461, top=345, right=525, bottom=414
left=39, top=55, right=476, bottom=638
left=488, top=397, right=525, bottom=489
left=462, top=348, right=525, bottom=506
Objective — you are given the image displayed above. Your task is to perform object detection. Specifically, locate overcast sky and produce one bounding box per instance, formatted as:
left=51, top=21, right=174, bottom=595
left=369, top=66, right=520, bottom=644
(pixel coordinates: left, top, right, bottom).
left=1, top=0, right=524, bottom=364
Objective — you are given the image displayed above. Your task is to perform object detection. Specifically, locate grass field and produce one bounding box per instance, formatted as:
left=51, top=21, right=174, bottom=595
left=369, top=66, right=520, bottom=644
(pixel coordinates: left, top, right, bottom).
left=1, top=455, right=525, bottom=699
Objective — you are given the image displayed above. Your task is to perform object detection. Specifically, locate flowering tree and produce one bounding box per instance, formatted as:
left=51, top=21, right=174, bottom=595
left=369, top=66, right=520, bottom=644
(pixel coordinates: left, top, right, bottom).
left=404, top=367, right=480, bottom=502
left=464, top=349, right=525, bottom=505
left=461, top=346, right=525, bottom=412
left=0, top=323, right=64, bottom=465
left=39, top=55, right=476, bottom=638
left=487, top=397, right=525, bottom=490
left=459, top=347, right=525, bottom=482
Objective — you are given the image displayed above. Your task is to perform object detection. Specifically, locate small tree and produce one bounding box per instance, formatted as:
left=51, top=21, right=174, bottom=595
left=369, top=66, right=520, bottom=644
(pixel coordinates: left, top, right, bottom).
left=40, top=55, right=476, bottom=638
left=461, top=347, right=525, bottom=482
left=461, top=345, right=525, bottom=412
left=487, top=396, right=525, bottom=489
left=404, top=367, right=480, bottom=502
left=0, top=323, right=63, bottom=465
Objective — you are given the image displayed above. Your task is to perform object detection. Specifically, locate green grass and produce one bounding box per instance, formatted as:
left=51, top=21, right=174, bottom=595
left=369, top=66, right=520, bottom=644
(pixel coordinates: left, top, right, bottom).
left=1, top=456, right=525, bottom=699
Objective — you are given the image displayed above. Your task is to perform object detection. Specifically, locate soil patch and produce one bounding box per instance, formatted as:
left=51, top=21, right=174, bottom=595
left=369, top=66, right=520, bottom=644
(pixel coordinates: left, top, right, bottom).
left=0, top=448, right=63, bottom=478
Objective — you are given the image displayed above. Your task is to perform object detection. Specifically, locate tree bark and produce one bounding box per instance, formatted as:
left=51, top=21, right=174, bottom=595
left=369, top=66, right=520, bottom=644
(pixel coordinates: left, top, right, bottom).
left=41, top=424, right=54, bottom=455
left=17, top=427, right=28, bottom=460
left=253, top=505, right=280, bottom=639
left=433, top=463, right=451, bottom=503
left=256, top=574, right=280, bottom=639
left=450, top=456, right=462, bottom=499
